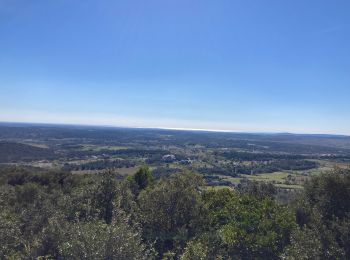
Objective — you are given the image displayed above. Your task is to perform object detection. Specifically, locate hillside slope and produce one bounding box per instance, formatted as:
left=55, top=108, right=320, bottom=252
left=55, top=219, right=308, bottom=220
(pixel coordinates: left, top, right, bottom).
left=0, top=142, right=55, bottom=163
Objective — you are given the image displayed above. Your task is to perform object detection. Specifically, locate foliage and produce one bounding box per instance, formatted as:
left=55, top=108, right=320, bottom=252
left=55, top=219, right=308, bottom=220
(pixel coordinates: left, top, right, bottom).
left=1, top=165, right=350, bottom=259
left=138, top=172, right=206, bottom=257
left=0, top=210, right=23, bottom=259
left=285, top=168, right=350, bottom=259
left=94, top=172, right=118, bottom=223
left=180, top=240, right=209, bottom=260
left=237, top=179, right=277, bottom=199
left=133, top=166, right=154, bottom=190
left=202, top=189, right=296, bottom=259
left=58, top=212, right=153, bottom=260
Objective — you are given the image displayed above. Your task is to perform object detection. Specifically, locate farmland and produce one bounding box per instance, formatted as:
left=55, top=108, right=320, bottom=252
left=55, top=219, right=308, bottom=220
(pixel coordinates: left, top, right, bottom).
left=1, top=123, right=349, bottom=193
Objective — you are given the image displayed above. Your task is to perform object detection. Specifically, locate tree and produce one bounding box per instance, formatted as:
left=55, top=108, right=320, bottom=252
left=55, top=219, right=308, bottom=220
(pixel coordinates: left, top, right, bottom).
left=202, top=188, right=296, bottom=259
left=57, top=210, right=153, bottom=259
left=237, top=179, right=277, bottom=200
left=287, top=168, right=350, bottom=259
left=133, top=166, right=154, bottom=190
left=94, top=172, right=118, bottom=224
left=303, top=168, right=350, bottom=221
left=180, top=240, right=209, bottom=260
left=283, top=226, right=343, bottom=260
left=0, top=210, right=23, bottom=259
left=138, top=172, right=206, bottom=258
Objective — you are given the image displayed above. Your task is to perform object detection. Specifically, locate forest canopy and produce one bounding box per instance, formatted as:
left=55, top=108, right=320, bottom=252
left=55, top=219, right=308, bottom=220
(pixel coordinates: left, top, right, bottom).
left=1, top=166, right=350, bottom=259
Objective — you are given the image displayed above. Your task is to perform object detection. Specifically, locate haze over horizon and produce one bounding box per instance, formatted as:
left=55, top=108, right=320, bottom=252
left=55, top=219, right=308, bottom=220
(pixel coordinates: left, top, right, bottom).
left=1, top=0, right=350, bottom=135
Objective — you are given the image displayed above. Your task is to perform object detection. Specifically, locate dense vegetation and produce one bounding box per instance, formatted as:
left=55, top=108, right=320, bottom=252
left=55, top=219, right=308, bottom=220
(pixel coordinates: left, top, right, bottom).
left=1, top=124, right=350, bottom=258
left=198, top=159, right=317, bottom=177
left=1, top=165, right=350, bottom=259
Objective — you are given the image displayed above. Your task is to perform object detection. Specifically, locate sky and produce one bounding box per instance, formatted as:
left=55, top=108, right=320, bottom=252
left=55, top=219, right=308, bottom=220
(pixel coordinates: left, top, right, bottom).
left=0, top=0, right=349, bottom=134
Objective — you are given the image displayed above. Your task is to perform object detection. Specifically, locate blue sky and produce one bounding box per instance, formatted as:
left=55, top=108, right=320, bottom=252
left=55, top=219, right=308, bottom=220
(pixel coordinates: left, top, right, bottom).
left=0, top=0, right=349, bottom=134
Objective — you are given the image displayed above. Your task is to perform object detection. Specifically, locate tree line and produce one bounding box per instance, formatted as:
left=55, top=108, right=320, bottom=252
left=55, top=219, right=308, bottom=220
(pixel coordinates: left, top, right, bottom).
left=198, top=159, right=317, bottom=177
left=62, top=159, right=136, bottom=171
left=1, top=166, right=350, bottom=259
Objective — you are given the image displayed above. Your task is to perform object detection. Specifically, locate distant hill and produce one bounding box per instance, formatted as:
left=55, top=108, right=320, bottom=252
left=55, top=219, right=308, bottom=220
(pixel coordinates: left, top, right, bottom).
left=0, top=142, right=56, bottom=163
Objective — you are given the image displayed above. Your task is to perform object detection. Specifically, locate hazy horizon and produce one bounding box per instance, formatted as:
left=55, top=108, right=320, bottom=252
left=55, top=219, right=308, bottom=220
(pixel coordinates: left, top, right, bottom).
left=1, top=119, right=350, bottom=137
left=1, top=1, right=349, bottom=135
